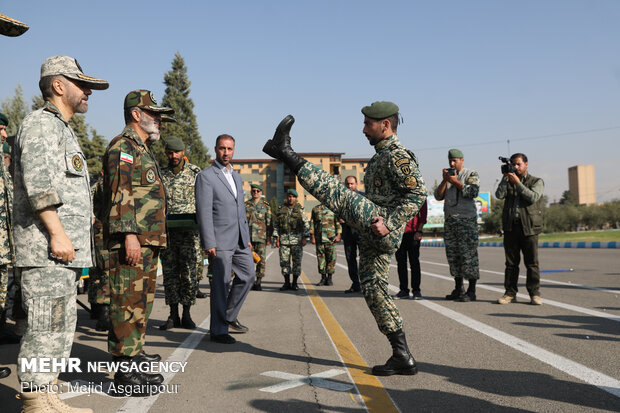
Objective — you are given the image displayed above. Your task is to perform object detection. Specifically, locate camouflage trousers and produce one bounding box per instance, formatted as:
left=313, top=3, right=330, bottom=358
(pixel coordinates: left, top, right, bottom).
left=297, top=162, right=406, bottom=335
left=444, top=215, right=480, bottom=280
left=18, top=266, right=80, bottom=386
left=0, top=264, right=8, bottom=311
left=315, top=242, right=337, bottom=275
left=251, top=241, right=267, bottom=278
left=279, top=244, right=303, bottom=278
left=108, top=246, right=159, bottom=357
left=87, top=247, right=110, bottom=305
left=195, top=235, right=205, bottom=282
left=160, top=230, right=198, bottom=306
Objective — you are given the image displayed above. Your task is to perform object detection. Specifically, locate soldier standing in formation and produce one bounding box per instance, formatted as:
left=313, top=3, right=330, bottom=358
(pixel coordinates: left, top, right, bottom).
left=159, top=136, right=202, bottom=330
left=263, top=101, right=426, bottom=376
left=102, top=90, right=172, bottom=395
left=310, top=203, right=341, bottom=286
left=14, top=55, right=107, bottom=412
left=245, top=184, right=272, bottom=291
left=0, top=113, right=15, bottom=339
left=273, top=189, right=309, bottom=291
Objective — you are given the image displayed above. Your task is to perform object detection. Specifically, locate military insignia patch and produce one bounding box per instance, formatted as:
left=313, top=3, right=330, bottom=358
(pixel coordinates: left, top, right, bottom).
left=150, top=92, right=157, bottom=104
left=405, top=176, right=417, bottom=187
left=120, top=152, right=133, bottom=164
left=401, top=165, right=411, bottom=175
left=389, top=144, right=398, bottom=150
left=375, top=177, right=382, bottom=187
left=467, top=177, right=474, bottom=183
left=146, top=168, right=156, bottom=183
left=395, top=158, right=410, bottom=167
left=72, top=155, right=83, bottom=172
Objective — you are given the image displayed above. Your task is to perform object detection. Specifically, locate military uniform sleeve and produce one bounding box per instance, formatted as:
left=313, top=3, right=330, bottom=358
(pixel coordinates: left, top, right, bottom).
left=302, top=207, right=310, bottom=238
left=309, top=206, right=317, bottom=235
left=335, top=216, right=342, bottom=236
left=461, top=170, right=480, bottom=199
left=385, top=149, right=427, bottom=232
left=266, top=203, right=272, bottom=236
left=106, top=140, right=137, bottom=234
left=19, top=116, right=63, bottom=211
left=272, top=206, right=280, bottom=238
left=495, top=176, right=509, bottom=199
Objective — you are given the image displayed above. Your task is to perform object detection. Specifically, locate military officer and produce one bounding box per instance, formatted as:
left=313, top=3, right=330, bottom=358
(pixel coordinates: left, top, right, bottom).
left=0, top=113, right=14, bottom=324
left=310, top=203, right=341, bottom=286
left=245, top=183, right=272, bottom=291
left=160, top=136, right=202, bottom=330
left=14, top=56, right=107, bottom=412
left=263, top=101, right=426, bottom=376
left=102, top=90, right=172, bottom=395
left=273, top=189, right=309, bottom=291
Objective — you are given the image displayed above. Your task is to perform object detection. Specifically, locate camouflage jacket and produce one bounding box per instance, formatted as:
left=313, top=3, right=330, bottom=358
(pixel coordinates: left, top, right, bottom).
left=13, top=101, right=93, bottom=267
left=310, top=204, right=341, bottom=244
left=273, top=201, right=309, bottom=245
left=161, top=159, right=201, bottom=214
left=434, top=167, right=479, bottom=218
left=0, top=160, right=13, bottom=264
left=364, top=134, right=427, bottom=234
left=245, top=198, right=271, bottom=243
left=102, top=126, right=166, bottom=249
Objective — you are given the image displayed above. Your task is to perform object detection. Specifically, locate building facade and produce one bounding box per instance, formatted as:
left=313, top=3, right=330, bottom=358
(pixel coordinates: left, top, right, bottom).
left=568, top=165, right=596, bottom=205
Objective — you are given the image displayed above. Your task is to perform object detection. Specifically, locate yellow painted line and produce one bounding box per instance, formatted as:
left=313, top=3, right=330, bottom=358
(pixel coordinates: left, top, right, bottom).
left=300, top=273, right=399, bottom=413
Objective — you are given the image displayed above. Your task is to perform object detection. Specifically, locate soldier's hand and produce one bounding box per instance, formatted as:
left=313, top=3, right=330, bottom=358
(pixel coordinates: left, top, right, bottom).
left=371, top=216, right=390, bottom=237
left=124, top=234, right=141, bottom=266
left=207, top=248, right=216, bottom=257
left=301, top=237, right=307, bottom=247
left=50, top=233, right=76, bottom=263
left=333, top=234, right=341, bottom=243
left=276, top=238, right=280, bottom=248
left=310, top=235, right=315, bottom=244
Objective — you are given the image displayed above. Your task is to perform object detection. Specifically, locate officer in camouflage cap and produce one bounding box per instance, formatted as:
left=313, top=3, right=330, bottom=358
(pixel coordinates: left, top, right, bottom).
left=159, top=136, right=202, bottom=330
left=310, top=203, right=341, bottom=286
left=14, top=55, right=107, bottom=411
left=263, top=101, right=426, bottom=376
left=273, top=189, right=309, bottom=291
left=101, top=89, right=172, bottom=395
left=0, top=13, right=28, bottom=37
left=245, top=183, right=272, bottom=291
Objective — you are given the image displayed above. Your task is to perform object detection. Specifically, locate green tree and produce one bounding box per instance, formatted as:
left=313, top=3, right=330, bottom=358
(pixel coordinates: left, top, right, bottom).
left=559, top=190, right=577, bottom=206
left=481, top=197, right=504, bottom=234
left=157, top=52, right=209, bottom=169
left=1, top=84, right=29, bottom=135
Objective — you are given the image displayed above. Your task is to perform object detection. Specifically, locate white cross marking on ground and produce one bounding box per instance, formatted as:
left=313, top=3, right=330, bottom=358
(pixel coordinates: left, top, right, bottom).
left=260, top=369, right=353, bottom=393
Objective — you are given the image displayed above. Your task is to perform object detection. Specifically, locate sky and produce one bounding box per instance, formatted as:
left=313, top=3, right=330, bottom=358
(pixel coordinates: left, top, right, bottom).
left=2, top=0, right=619, bottom=203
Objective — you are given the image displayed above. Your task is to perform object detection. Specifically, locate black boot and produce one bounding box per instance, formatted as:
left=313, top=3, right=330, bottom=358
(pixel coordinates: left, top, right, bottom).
left=291, top=276, right=299, bottom=291
left=182, top=305, right=196, bottom=329
left=252, top=277, right=262, bottom=291
left=95, top=304, right=111, bottom=331
left=90, top=303, right=100, bottom=320
left=325, top=274, right=333, bottom=286
left=445, top=277, right=465, bottom=300
left=262, top=115, right=307, bottom=173
left=316, top=274, right=326, bottom=286
left=111, top=356, right=164, bottom=397
left=371, top=330, right=418, bottom=376
left=458, top=279, right=477, bottom=302
left=160, top=305, right=181, bottom=330
left=280, top=275, right=291, bottom=291
left=0, top=310, right=20, bottom=344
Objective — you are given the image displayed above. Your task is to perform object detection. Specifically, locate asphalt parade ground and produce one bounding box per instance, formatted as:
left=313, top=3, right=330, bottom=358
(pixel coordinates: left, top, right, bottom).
left=1, top=246, right=619, bottom=412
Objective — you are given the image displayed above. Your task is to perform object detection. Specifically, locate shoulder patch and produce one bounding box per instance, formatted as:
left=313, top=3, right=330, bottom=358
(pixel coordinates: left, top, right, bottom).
left=395, top=158, right=410, bottom=167
left=400, top=165, right=411, bottom=175
left=389, top=144, right=399, bottom=150
left=120, top=152, right=133, bottom=164
left=404, top=176, right=417, bottom=187
left=467, top=177, right=474, bottom=184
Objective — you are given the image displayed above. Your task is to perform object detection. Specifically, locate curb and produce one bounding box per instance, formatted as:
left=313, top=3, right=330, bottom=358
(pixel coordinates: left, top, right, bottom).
left=421, top=241, right=619, bottom=249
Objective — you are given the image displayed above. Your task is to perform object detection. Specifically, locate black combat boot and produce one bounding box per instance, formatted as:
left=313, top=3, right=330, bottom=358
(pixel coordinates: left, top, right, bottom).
left=90, top=303, right=100, bottom=320
left=371, top=330, right=418, bottom=376
left=458, top=279, right=477, bottom=302
left=262, top=115, right=307, bottom=173
left=316, top=274, right=327, bottom=286
left=160, top=305, right=181, bottom=330
left=291, top=276, right=299, bottom=291
left=111, top=356, right=164, bottom=397
left=182, top=305, right=196, bottom=329
left=325, top=274, right=333, bottom=286
left=445, top=277, right=465, bottom=300
left=280, top=275, right=291, bottom=291
left=95, top=304, right=111, bottom=331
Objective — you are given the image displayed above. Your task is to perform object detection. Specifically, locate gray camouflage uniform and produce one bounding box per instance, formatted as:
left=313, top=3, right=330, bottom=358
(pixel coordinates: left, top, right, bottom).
left=13, top=101, right=93, bottom=386
left=0, top=159, right=13, bottom=310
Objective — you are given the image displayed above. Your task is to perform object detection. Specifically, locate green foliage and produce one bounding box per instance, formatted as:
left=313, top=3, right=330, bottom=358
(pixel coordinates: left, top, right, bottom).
left=559, top=190, right=577, bottom=206
left=1, top=84, right=29, bottom=135
left=159, top=52, right=209, bottom=169
left=481, top=196, right=504, bottom=234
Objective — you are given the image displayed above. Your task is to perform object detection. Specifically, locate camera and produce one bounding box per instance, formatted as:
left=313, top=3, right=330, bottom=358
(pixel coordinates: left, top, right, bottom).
left=446, top=168, right=456, bottom=176
left=499, top=157, right=516, bottom=174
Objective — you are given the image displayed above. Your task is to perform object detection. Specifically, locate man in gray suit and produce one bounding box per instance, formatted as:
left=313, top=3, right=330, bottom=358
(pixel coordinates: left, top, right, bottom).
left=196, top=134, right=256, bottom=344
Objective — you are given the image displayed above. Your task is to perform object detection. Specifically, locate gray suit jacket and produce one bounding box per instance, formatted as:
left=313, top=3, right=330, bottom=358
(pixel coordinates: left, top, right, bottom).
left=195, top=163, right=250, bottom=251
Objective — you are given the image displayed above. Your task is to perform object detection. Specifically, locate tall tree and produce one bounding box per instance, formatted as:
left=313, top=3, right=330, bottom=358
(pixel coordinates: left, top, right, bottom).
left=1, top=84, right=29, bottom=135
left=158, top=52, right=209, bottom=168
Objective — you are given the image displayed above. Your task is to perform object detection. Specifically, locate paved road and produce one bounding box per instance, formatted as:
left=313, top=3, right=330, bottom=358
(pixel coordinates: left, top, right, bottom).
left=0, top=246, right=618, bottom=412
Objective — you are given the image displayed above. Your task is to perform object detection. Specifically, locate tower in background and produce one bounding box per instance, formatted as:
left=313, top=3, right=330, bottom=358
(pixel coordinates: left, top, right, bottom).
left=568, top=165, right=596, bottom=205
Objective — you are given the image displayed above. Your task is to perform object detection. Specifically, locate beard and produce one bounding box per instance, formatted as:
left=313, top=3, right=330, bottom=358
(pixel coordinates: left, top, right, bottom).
left=69, top=93, right=88, bottom=114
left=140, top=113, right=160, bottom=142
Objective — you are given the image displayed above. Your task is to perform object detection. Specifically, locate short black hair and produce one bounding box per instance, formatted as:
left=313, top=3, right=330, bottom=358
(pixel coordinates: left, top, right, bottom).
left=345, top=175, right=357, bottom=183
left=215, top=134, right=235, bottom=146
left=510, top=153, right=528, bottom=163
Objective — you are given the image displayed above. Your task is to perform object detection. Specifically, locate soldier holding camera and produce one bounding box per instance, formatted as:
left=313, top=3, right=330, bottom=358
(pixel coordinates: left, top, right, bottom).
left=495, top=153, right=544, bottom=305
left=434, top=149, right=480, bottom=302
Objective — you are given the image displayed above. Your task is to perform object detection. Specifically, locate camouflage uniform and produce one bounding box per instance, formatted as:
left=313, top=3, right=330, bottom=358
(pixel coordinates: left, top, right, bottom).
left=310, top=204, right=341, bottom=276
left=103, top=125, right=166, bottom=357
left=296, top=135, right=426, bottom=335
left=13, top=102, right=93, bottom=385
left=273, top=201, right=309, bottom=279
left=88, top=176, right=110, bottom=306
left=434, top=168, right=480, bottom=280
left=0, top=159, right=13, bottom=310
left=245, top=198, right=271, bottom=279
left=160, top=159, right=201, bottom=306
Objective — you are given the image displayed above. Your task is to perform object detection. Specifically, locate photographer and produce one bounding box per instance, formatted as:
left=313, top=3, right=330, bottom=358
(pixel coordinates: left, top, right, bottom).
left=495, top=153, right=544, bottom=305
left=434, top=149, right=480, bottom=302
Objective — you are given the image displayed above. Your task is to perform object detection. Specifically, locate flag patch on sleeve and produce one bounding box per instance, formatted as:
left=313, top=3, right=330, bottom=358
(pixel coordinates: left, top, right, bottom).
left=120, top=152, right=133, bottom=164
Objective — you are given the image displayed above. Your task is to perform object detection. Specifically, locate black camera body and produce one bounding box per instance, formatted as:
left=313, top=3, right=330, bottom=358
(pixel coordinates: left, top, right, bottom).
left=499, top=157, right=516, bottom=174
left=446, top=168, right=456, bottom=176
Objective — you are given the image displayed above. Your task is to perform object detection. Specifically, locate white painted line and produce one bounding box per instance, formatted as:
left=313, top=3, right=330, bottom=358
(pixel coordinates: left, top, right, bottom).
left=260, top=369, right=353, bottom=393
left=117, top=316, right=211, bottom=413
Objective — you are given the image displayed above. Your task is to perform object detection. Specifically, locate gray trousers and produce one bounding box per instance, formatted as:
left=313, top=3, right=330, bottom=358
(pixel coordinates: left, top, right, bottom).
left=210, top=245, right=255, bottom=335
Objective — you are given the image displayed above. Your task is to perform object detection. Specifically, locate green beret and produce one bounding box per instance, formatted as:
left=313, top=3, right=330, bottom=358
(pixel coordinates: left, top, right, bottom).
left=0, top=112, right=8, bottom=126
left=361, top=101, right=399, bottom=120
left=448, top=149, right=464, bottom=159
left=287, top=188, right=298, bottom=197
left=2, top=143, right=10, bottom=154
left=250, top=183, right=263, bottom=192
left=164, top=136, right=185, bottom=151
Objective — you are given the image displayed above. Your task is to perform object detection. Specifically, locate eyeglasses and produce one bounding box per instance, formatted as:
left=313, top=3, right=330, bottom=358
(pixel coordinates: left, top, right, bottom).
left=251, top=189, right=261, bottom=193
